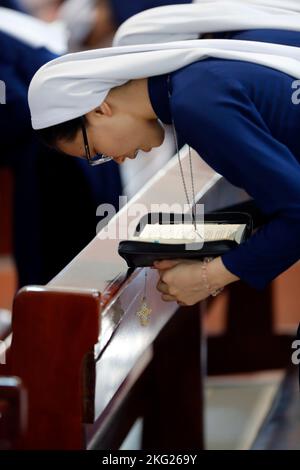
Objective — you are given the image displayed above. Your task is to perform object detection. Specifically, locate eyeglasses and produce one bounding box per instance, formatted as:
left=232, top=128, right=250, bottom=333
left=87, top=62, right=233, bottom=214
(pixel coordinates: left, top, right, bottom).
left=80, top=117, right=113, bottom=166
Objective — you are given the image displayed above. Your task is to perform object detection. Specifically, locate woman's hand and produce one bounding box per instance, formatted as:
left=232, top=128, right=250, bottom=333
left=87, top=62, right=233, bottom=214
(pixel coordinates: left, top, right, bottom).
left=153, top=257, right=239, bottom=305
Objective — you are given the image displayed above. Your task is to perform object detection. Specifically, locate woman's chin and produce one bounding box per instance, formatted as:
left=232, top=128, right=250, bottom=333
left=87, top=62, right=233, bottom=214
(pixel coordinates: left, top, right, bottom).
left=151, top=121, right=165, bottom=148
left=150, top=133, right=165, bottom=150
left=157, top=127, right=166, bottom=147
left=141, top=126, right=165, bottom=153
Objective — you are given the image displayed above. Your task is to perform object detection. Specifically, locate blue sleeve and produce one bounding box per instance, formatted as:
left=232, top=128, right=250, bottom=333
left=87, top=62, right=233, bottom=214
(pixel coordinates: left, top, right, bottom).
left=173, top=68, right=300, bottom=290
left=0, top=0, right=25, bottom=12
left=110, top=0, right=192, bottom=26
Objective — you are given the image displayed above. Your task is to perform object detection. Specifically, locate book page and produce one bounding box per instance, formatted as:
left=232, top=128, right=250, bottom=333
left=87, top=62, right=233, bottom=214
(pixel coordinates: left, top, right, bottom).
left=130, top=223, right=246, bottom=245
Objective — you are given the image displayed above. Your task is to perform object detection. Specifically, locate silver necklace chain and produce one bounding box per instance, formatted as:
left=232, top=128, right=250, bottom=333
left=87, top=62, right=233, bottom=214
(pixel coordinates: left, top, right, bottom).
left=167, top=75, right=197, bottom=230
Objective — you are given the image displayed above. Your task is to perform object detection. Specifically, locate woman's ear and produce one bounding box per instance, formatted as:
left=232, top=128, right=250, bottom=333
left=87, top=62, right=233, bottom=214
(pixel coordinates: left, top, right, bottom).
left=97, top=101, right=113, bottom=117
left=86, top=101, right=112, bottom=124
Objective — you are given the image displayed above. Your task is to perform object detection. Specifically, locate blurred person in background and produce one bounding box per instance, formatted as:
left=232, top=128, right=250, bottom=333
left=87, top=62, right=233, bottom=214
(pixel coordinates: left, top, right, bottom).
left=59, top=0, right=195, bottom=50
left=0, top=6, right=121, bottom=287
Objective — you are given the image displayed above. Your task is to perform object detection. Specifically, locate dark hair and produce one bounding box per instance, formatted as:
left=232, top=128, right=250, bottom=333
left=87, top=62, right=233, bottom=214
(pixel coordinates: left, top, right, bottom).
left=35, top=115, right=86, bottom=149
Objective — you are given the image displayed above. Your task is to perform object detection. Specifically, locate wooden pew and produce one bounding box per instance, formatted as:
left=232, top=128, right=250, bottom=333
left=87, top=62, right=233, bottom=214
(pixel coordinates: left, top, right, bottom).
left=0, top=376, right=27, bottom=450
left=9, top=146, right=292, bottom=450
left=9, top=147, right=250, bottom=449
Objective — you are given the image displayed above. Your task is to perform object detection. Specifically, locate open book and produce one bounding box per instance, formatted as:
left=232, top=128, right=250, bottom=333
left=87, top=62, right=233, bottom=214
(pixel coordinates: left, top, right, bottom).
left=130, top=223, right=247, bottom=245
left=118, top=212, right=252, bottom=268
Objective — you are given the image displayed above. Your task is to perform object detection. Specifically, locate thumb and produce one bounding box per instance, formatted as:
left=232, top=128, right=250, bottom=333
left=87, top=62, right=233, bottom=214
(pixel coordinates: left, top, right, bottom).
left=153, top=259, right=182, bottom=270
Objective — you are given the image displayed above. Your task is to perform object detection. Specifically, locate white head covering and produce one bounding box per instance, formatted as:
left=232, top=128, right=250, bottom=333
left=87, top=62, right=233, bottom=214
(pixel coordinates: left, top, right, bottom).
left=58, top=0, right=97, bottom=50
left=29, top=37, right=300, bottom=130
left=0, top=7, right=68, bottom=54
left=113, top=0, right=300, bottom=46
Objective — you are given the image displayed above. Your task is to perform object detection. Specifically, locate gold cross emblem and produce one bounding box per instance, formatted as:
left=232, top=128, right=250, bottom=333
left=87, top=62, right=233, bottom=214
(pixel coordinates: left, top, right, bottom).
left=136, top=299, right=152, bottom=327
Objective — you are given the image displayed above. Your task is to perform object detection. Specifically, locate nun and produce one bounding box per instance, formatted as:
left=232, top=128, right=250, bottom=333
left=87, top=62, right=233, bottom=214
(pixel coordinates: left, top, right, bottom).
left=114, top=0, right=300, bottom=46
left=112, top=0, right=300, bottom=305
left=28, top=11, right=300, bottom=304
left=0, top=8, right=121, bottom=286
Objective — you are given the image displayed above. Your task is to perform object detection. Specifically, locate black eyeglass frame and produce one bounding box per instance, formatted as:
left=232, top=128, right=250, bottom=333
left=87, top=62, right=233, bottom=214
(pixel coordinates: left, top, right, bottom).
left=80, top=116, right=113, bottom=166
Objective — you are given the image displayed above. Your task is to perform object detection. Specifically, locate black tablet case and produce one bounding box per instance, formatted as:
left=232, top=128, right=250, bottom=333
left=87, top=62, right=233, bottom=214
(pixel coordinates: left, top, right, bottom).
left=118, top=211, right=253, bottom=268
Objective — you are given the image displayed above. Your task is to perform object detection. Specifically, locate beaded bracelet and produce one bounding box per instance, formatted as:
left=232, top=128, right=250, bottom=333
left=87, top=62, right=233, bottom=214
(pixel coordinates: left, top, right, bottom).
left=201, top=257, right=224, bottom=297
